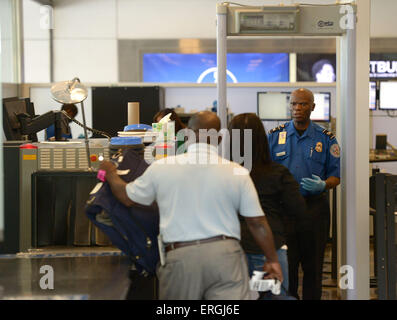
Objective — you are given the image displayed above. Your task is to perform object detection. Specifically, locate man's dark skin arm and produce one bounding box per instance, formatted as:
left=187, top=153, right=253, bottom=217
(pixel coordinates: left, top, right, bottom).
left=99, top=161, right=135, bottom=207
left=245, top=215, right=283, bottom=282
left=325, top=176, right=340, bottom=190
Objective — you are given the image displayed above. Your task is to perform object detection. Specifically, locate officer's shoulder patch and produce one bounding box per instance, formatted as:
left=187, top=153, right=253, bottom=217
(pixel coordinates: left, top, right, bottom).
left=321, top=129, right=336, bottom=140
left=269, top=123, right=287, bottom=134
left=330, top=143, right=340, bottom=158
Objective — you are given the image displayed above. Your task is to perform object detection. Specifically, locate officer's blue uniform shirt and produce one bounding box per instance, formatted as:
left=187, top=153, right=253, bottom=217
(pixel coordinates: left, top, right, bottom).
left=45, top=123, right=72, bottom=140
left=268, top=120, right=340, bottom=197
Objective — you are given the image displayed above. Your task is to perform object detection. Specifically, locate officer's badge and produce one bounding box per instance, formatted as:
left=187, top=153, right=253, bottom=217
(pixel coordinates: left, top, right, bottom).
left=315, top=142, right=322, bottom=153
left=278, top=131, right=287, bottom=145
left=330, top=144, right=340, bottom=158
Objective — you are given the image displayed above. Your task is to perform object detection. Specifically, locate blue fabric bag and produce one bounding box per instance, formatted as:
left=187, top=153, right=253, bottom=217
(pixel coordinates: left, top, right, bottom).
left=85, top=149, right=160, bottom=276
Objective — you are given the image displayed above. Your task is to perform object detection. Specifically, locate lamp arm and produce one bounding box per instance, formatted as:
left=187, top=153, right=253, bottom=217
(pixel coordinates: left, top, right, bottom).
left=68, top=77, right=81, bottom=92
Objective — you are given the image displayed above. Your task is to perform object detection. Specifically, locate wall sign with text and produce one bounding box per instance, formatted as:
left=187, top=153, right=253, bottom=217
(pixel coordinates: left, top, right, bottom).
left=370, top=61, right=397, bottom=79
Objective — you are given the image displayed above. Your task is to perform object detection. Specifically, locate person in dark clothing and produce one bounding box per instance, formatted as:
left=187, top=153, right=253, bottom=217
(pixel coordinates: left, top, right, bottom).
left=46, top=103, right=78, bottom=140
left=229, top=113, right=306, bottom=297
left=267, top=88, right=340, bottom=300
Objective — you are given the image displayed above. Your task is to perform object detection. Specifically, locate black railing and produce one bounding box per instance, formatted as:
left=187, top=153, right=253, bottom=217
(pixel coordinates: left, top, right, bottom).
left=371, top=173, right=397, bottom=300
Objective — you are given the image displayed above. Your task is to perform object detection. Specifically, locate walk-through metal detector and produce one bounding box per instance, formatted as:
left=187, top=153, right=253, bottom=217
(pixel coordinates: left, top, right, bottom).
left=216, top=1, right=370, bottom=299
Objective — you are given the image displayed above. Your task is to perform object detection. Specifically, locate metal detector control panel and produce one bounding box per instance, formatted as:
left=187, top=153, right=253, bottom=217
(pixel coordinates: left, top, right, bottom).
left=226, top=4, right=356, bottom=36
left=236, top=6, right=299, bottom=34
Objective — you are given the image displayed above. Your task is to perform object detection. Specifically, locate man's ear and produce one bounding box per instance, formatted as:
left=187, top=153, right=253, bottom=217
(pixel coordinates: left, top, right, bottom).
left=311, top=103, right=316, bottom=112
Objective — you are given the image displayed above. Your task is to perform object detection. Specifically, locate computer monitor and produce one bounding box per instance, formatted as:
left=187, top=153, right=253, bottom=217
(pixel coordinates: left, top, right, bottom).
left=257, top=92, right=291, bottom=121
left=369, top=81, right=377, bottom=110
left=296, top=53, right=336, bottom=82
left=311, top=92, right=331, bottom=122
left=3, top=98, right=30, bottom=140
left=3, top=97, right=39, bottom=141
left=3, top=97, right=61, bottom=141
left=379, top=81, right=397, bottom=110
left=258, top=91, right=330, bottom=122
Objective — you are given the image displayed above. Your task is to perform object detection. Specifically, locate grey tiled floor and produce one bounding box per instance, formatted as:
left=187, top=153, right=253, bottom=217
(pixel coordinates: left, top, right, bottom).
left=0, top=242, right=388, bottom=300
left=296, top=242, right=378, bottom=300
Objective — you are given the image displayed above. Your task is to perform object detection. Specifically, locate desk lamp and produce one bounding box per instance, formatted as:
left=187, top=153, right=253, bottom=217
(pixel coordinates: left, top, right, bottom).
left=50, top=77, right=92, bottom=170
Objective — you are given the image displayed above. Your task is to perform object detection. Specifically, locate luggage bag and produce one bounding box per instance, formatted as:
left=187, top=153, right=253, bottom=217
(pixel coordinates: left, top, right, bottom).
left=85, top=149, right=160, bottom=276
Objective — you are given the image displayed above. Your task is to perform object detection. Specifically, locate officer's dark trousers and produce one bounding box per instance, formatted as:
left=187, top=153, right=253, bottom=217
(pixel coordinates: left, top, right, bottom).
left=285, top=193, right=330, bottom=300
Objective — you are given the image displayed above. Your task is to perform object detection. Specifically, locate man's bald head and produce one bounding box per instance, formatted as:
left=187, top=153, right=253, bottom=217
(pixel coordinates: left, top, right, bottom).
left=290, top=88, right=315, bottom=127
left=188, top=111, right=221, bottom=133
left=291, top=88, right=314, bottom=104
left=187, top=111, right=221, bottom=146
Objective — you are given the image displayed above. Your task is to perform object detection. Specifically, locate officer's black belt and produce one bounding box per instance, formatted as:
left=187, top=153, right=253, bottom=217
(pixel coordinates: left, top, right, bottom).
left=303, top=192, right=327, bottom=202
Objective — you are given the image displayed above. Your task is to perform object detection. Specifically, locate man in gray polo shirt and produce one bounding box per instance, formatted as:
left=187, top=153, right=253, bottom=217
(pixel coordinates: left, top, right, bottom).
left=99, top=111, right=282, bottom=300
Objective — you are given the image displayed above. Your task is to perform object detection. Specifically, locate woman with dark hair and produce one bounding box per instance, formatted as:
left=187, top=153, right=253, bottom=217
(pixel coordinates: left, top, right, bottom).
left=229, top=113, right=306, bottom=297
left=153, top=108, right=187, bottom=151
left=153, top=108, right=186, bottom=134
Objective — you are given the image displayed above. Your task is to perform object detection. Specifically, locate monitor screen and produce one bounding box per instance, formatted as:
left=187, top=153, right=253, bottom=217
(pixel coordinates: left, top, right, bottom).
left=370, top=53, right=397, bottom=79
left=312, top=93, right=331, bottom=122
left=3, top=99, right=27, bottom=129
left=370, top=81, right=376, bottom=110
left=297, top=53, right=336, bottom=82
left=379, top=81, right=397, bottom=110
left=2, top=97, right=37, bottom=141
left=258, top=91, right=331, bottom=122
left=257, top=92, right=291, bottom=121
left=143, top=53, right=289, bottom=83
left=3, top=98, right=28, bottom=140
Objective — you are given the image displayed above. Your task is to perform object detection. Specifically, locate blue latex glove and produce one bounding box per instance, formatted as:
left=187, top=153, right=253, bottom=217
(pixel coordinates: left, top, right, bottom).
left=300, top=174, right=326, bottom=194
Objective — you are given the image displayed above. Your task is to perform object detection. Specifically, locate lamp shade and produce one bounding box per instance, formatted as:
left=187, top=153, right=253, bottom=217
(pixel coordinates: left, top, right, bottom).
left=50, top=78, right=88, bottom=104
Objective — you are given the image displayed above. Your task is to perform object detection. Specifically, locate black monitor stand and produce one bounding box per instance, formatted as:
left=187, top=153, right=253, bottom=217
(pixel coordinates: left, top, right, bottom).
left=17, top=110, right=65, bottom=141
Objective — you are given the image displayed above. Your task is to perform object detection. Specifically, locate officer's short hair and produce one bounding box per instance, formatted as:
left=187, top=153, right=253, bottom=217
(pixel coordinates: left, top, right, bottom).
left=61, top=104, right=78, bottom=118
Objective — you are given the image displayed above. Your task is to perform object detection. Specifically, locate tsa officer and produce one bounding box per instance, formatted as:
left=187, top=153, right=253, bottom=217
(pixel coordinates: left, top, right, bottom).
left=267, top=88, right=341, bottom=300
